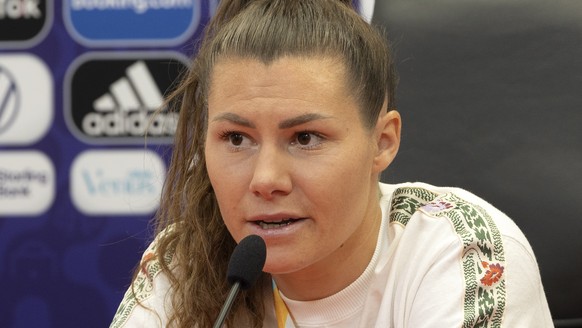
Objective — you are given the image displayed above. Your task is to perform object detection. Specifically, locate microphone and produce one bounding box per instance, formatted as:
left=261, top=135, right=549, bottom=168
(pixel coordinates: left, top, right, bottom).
left=213, top=234, right=267, bottom=328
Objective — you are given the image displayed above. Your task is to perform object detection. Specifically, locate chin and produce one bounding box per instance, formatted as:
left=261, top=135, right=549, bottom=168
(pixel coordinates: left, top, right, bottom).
left=263, top=262, right=292, bottom=275
left=262, top=256, right=309, bottom=276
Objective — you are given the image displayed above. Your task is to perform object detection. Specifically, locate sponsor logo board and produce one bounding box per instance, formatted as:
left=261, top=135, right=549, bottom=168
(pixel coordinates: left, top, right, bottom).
left=64, top=52, right=187, bottom=144
left=64, top=0, right=200, bottom=46
left=0, top=151, right=55, bottom=216
left=0, top=0, right=52, bottom=47
left=0, top=54, right=53, bottom=145
left=70, top=149, right=165, bottom=215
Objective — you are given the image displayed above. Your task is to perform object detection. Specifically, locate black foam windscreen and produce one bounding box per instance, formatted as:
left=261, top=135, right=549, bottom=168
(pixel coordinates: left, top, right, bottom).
left=226, top=235, right=267, bottom=290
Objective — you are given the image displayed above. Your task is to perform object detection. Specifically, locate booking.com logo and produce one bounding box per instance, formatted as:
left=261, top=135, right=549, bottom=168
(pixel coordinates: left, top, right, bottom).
left=63, top=0, right=201, bottom=46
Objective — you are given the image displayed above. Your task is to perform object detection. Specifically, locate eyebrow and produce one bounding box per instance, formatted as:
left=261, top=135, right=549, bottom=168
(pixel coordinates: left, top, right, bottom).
left=211, top=112, right=255, bottom=128
left=211, top=112, right=332, bottom=129
left=278, top=113, right=332, bottom=129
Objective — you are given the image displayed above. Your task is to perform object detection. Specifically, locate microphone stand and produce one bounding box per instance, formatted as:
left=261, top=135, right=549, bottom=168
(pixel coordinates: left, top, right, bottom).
left=212, top=281, right=241, bottom=328
left=212, top=234, right=266, bottom=328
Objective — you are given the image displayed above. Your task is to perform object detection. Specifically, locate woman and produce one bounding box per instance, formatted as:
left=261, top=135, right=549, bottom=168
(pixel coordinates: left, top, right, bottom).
left=110, top=0, right=553, bottom=327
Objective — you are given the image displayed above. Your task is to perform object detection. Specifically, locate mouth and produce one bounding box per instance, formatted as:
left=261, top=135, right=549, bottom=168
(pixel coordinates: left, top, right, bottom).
left=254, top=218, right=303, bottom=230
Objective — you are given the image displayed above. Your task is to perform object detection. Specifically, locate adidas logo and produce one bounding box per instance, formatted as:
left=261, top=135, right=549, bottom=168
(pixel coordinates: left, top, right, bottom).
left=81, top=60, right=178, bottom=137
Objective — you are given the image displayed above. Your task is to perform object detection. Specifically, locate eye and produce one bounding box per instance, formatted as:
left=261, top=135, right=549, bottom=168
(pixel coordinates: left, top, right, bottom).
left=297, top=132, right=312, bottom=145
left=291, top=131, right=324, bottom=149
left=229, top=133, right=244, bottom=146
left=219, top=130, right=254, bottom=150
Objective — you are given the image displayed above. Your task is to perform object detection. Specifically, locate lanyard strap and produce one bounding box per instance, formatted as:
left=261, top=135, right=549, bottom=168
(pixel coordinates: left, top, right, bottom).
left=272, top=280, right=296, bottom=328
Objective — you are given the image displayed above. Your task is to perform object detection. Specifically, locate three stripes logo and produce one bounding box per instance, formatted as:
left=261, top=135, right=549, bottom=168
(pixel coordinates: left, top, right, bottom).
left=65, top=53, right=188, bottom=144
left=86, top=61, right=166, bottom=137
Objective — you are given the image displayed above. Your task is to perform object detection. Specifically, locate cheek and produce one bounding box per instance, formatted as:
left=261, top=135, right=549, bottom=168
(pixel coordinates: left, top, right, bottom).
left=205, top=153, right=221, bottom=191
left=205, top=148, right=249, bottom=218
left=205, top=142, right=234, bottom=188
left=205, top=157, right=240, bottom=236
left=313, top=149, right=375, bottom=207
left=205, top=147, right=231, bottom=205
left=309, top=146, right=374, bottom=186
left=299, top=159, right=370, bottom=214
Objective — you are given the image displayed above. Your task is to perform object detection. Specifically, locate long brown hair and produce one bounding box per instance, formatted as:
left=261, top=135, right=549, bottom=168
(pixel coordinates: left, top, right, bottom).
left=146, top=0, right=398, bottom=327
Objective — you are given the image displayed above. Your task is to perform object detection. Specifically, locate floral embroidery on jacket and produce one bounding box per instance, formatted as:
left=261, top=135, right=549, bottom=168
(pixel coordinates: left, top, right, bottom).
left=110, top=227, right=175, bottom=328
left=389, top=187, right=506, bottom=328
left=480, top=262, right=505, bottom=287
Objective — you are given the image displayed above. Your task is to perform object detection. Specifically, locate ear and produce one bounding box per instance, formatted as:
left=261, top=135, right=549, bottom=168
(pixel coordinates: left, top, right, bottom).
left=372, top=107, right=401, bottom=174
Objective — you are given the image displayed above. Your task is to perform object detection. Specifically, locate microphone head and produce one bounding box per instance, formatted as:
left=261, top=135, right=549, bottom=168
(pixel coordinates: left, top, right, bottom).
left=227, top=235, right=267, bottom=290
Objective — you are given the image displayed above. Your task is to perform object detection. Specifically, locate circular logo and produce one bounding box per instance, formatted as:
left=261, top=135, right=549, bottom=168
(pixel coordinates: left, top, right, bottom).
left=0, top=65, right=20, bottom=135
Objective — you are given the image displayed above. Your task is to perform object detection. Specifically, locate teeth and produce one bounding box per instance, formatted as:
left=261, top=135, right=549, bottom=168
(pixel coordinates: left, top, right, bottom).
left=258, top=218, right=296, bottom=230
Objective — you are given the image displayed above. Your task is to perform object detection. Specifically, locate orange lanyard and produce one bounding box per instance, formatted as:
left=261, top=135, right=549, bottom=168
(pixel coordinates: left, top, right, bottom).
left=272, top=280, right=296, bottom=328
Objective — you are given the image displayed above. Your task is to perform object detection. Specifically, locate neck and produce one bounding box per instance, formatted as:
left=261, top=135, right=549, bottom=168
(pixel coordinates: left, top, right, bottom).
left=272, top=206, right=381, bottom=301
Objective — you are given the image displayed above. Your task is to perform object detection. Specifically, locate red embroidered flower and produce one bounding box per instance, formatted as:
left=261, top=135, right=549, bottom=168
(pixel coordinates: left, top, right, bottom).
left=480, top=262, right=504, bottom=286
left=140, top=252, right=156, bottom=277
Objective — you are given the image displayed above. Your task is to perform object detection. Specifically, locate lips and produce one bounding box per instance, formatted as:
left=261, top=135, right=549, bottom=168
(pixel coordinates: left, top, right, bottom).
left=256, top=218, right=301, bottom=230
left=248, top=214, right=305, bottom=231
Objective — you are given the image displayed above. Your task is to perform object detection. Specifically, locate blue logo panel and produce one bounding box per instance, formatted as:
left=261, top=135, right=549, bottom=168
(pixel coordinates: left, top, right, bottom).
left=64, top=0, right=200, bottom=46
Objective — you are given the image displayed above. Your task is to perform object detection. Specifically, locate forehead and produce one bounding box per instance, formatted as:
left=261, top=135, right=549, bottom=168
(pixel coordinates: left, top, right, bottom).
left=207, top=56, right=351, bottom=102
left=205, top=56, right=366, bottom=127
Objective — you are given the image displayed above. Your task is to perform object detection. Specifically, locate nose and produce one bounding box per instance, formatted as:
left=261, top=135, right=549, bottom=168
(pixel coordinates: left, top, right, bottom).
left=249, top=145, right=292, bottom=200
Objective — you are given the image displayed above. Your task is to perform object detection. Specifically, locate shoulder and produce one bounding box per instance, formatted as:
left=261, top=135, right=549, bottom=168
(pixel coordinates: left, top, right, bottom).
left=380, top=181, right=527, bottom=243
left=379, top=182, right=548, bottom=326
left=380, top=183, right=552, bottom=327
left=110, top=226, right=177, bottom=328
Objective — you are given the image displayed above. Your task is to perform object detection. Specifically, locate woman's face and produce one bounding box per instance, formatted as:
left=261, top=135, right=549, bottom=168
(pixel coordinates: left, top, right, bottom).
left=205, top=56, right=399, bottom=281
